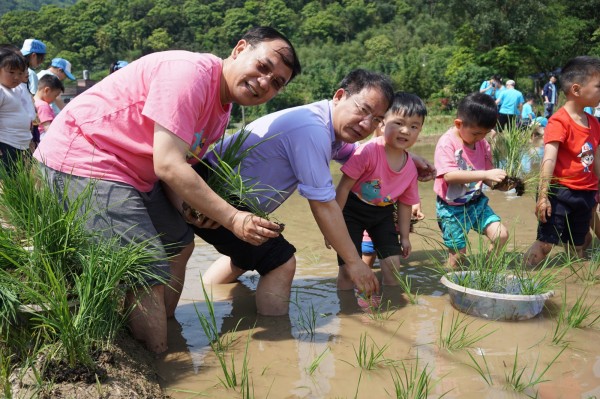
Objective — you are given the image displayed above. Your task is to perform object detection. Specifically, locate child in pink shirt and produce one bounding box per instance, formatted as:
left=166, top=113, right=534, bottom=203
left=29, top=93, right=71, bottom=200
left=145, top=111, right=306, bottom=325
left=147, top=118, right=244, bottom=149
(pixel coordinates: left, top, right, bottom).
left=33, top=74, right=63, bottom=140
left=434, top=92, right=509, bottom=269
left=333, top=92, right=424, bottom=289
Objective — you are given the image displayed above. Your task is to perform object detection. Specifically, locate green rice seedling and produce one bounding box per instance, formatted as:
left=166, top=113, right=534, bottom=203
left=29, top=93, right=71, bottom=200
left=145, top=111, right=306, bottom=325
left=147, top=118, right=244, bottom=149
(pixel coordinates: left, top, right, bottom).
left=437, top=311, right=495, bottom=352
left=195, top=276, right=241, bottom=354
left=393, top=270, right=419, bottom=305
left=565, top=289, right=600, bottom=328
left=189, top=129, right=285, bottom=222
left=504, top=346, right=566, bottom=396
left=388, top=354, right=449, bottom=399
left=239, top=332, right=254, bottom=398
left=306, top=347, right=330, bottom=376
left=290, top=291, right=318, bottom=338
left=466, top=350, right=494, bottom=386
left=363, top=296, right=398, bottom=322
left=349, top=332, right=392, bottom=370
left=571, top=250, right=600, bottom=284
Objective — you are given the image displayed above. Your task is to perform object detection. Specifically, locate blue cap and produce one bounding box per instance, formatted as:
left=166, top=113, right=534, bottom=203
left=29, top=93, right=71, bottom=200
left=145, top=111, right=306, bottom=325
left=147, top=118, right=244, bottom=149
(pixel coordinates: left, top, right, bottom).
left=50, top=58, right=75, bottom=80
left=115, top=60, right=129, bottom=70
left=21, top=39, right=46, bottom=56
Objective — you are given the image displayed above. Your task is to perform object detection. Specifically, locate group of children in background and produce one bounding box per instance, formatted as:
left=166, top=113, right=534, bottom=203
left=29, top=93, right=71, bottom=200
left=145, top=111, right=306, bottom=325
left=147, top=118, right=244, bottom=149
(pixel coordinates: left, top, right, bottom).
left=334, top=55, right=600, bottom=300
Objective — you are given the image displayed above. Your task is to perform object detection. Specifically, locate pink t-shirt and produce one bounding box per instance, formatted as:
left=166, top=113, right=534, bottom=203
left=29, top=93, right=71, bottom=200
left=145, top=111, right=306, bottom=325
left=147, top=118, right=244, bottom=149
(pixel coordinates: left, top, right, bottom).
left=34, top=51, right=231, bottom=192
left=434, top=127, right=493, bottom=205
left=34, top=98, right=55, bottom=136
left=340, top=136, right=420, bottom=207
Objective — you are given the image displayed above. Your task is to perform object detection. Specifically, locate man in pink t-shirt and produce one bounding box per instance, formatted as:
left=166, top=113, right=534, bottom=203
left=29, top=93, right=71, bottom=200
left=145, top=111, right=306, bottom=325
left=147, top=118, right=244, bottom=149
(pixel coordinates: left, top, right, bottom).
left=33, top=27, right=301, bottom=353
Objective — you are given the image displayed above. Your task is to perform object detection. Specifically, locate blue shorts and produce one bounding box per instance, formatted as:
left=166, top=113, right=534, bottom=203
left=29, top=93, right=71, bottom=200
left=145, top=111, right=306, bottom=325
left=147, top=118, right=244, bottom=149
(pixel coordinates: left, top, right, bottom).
left=537, top=185, right=596, bottom=246
left=436, top=195, right=501, bottom=250
left=361, top=239, right=375, bottom=255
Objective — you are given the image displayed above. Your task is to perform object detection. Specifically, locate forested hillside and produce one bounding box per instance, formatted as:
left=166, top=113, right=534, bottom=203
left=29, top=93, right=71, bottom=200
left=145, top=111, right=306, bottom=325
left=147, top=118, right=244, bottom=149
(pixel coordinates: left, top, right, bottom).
left=1, top=0, right=599, bottom=121
left=0, top=0, right=76, bottom=16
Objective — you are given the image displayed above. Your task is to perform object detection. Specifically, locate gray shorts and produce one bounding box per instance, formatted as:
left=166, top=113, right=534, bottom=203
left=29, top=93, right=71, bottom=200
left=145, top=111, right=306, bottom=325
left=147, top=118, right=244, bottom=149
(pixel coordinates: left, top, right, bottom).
left=39, top=164, right=194, bottom=285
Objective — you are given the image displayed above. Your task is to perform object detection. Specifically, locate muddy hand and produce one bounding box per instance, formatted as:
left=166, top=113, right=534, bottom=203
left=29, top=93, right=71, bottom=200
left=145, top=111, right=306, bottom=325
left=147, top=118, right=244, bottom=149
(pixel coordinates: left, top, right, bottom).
left=486, top=168, right=507, bottom=185
left=346, top=260, right=379, bottom=296
left=536, top=196, right=552, bottom=223
left=231, top=211, right=280, bottom=246
left=413, top=155, right=436, bottom=182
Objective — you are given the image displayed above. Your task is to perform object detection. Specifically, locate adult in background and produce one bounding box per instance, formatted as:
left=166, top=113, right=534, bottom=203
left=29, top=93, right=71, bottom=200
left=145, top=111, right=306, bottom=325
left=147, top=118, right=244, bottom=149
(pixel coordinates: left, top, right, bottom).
left=37, top=57, right=76, bottom=114
left=496, top=79, right=524, bottom=131
left=479, top=74, right=502, bottom=98
left=109, top=60, right=128, bottom=74
left=542, top=74, right=558, bottom=118
left=187, top=70, right=435, bottom=316
left=33, top=26, right=301, bottom=353
left=20, top=39, right=46, bottom=95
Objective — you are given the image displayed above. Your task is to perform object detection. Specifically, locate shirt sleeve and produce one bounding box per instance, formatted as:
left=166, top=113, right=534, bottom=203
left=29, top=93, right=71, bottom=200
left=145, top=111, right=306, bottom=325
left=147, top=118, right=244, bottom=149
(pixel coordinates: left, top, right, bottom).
left=545, top=115, right=567, bottom=144
left=36, top=103, right=55, bottom=125
left=340, top=141, right=373, bottom=181
left=142, top=59, right=211, bottom=144
left=434, top=135, right=459, bottom=176
left=289, top=126, right=337, bottom=202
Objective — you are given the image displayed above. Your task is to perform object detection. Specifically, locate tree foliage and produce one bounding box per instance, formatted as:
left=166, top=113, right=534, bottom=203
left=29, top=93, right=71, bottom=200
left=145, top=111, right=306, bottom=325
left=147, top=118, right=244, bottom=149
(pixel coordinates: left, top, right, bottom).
left=2, top=0, right=600, bottom=120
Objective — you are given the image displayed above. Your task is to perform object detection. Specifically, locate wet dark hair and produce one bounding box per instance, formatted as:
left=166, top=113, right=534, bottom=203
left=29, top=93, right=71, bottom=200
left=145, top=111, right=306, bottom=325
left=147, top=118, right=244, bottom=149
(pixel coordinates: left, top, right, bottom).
left=387, top=91, right=427, bottom=121
left=559, top=56, right=600, bottom=94
left=0, top=47, right=27, bottom=72
left=339, top=69, right=395, bottom=109
left=242, top=26, right=301, bottom=83
left=38, top=74, right=64, bottom=93
left=457, top=92, right=498, bottom=130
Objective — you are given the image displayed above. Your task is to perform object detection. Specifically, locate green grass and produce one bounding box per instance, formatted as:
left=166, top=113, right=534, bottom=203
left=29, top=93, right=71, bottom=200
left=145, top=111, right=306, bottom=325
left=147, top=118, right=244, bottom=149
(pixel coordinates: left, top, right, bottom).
left=306, top=347, right=330, bottom=376
left=348, top=332, right=393, bottom=370
left=388, top=354, right=449, bottom=399
left=394, top=270, right=419, bottom=305
left=419, top=114, right=454, bottom=137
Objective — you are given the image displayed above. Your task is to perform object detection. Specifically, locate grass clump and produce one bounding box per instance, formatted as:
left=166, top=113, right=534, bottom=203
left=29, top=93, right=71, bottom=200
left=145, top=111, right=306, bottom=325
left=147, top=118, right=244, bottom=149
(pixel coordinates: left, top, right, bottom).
left=504, top=346, right=566, bottom=396
left=388, top=354, right=450, bottom=399
left=0, top=159, right=165, bottom=391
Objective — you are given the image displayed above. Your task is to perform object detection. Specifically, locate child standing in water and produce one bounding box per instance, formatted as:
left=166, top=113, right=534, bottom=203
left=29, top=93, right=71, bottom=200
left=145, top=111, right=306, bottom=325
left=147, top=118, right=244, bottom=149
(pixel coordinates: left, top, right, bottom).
left=525, top=56, right=600, bottom=266
left=332, top=92, right=425, bottom=289
left=434, top=92, right=509, bottom=269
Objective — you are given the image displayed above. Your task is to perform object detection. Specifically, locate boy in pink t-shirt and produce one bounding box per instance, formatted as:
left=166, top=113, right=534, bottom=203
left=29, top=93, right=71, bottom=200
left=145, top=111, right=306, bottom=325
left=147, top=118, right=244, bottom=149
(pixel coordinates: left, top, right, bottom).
left=434, top=92, right=509, bottom=269
left=332, top=92, right=424, bottom=291
left=33, top=74, right=63, bottom=140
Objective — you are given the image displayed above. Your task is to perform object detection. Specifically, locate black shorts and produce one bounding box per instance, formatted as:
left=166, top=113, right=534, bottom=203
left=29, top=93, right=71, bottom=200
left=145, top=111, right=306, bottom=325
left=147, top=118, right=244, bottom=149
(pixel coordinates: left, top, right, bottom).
left=537, top=185, right=597, bottom=246
left=338, top=192, right=400, bottom=266
left=194, top=226, right=296, bottom=276
left=191, top=161, right=295, bottom=275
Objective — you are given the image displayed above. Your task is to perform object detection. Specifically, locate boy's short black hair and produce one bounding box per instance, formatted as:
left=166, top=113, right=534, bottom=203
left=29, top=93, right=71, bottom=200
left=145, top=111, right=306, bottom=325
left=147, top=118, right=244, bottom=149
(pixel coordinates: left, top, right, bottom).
left=387, top=92, right=428, bottom=121
left=525, top=93, right=535, bottom=102
left=38, top=74, right=64, bottom=93
left=559, top=56, right=600, bottom=94
left=339, top=69, right=395, bottom=109
left=242, top=26, right=302, bottom=83
left=457, top=92, right=498, bottom=130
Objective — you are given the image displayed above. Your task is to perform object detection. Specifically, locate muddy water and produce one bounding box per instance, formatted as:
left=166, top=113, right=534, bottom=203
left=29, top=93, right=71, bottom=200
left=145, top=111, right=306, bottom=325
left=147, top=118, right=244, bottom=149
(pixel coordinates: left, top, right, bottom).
left=156, top=143, right=600, bottom=399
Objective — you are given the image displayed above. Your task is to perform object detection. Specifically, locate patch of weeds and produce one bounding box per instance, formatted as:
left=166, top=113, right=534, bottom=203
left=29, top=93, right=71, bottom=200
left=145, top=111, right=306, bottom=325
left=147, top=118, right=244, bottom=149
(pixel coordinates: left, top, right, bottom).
left=438, top=311, right=495, bottom=352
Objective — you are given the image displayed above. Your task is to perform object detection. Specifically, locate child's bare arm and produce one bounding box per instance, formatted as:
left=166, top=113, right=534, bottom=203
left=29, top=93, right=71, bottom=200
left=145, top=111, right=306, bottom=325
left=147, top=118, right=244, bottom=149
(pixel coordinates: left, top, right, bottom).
left=335, top=174, right=356, bottom=211
left=397, top=202, right=412, bottom=258
left=444, top=169, right=506, bottom=187
left=594, top=145, right=600, bottom=178
left=536, top=142, right=559, bottom=223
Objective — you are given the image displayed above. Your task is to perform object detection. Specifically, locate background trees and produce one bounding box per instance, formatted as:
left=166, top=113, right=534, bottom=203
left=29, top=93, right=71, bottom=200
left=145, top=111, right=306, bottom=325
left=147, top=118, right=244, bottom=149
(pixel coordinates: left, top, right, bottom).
left=2, top=0, right=600, bottom=122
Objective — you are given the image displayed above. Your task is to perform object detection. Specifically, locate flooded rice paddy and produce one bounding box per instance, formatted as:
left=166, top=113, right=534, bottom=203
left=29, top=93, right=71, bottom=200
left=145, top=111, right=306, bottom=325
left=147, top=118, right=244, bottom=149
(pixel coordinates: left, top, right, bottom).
left=156, top=143, right=600, bottom=399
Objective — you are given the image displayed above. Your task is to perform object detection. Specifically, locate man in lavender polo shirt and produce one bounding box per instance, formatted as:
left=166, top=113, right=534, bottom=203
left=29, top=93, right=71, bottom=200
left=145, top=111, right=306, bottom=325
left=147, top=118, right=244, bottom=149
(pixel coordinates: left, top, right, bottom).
left=186, top=69, right=435, bottom=316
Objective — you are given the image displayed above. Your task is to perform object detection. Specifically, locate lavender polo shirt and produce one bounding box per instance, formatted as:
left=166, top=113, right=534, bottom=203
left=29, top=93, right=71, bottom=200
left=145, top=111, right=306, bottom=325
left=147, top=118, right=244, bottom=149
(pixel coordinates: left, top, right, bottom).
left=206, top=100, right=356, bottom=213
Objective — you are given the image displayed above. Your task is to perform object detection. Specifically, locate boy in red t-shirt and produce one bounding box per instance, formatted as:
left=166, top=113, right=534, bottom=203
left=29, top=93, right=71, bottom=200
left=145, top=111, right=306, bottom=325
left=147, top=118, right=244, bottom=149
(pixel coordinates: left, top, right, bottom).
left=525, top=56, right=600, bottom=266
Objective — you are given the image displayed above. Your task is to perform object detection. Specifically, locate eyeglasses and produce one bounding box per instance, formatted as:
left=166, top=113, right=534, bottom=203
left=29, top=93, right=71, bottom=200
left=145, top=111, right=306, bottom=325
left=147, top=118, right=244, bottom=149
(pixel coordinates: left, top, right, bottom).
left=256, top=60, right=286, bottom=91
left=352, top=98, right=384, bottom=125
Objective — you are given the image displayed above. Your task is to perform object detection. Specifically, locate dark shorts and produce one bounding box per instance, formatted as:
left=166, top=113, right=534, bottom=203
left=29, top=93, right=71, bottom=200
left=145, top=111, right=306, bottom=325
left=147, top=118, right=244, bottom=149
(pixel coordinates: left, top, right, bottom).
left=0, top=142, right=29, bottom=177
left=338, top=192, right=400, bottom=266
left=194, top=226, right=296, bottom=276
left=537, top=185, right=597, bottom=246
left=191, top=161, right=295, bottom=275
